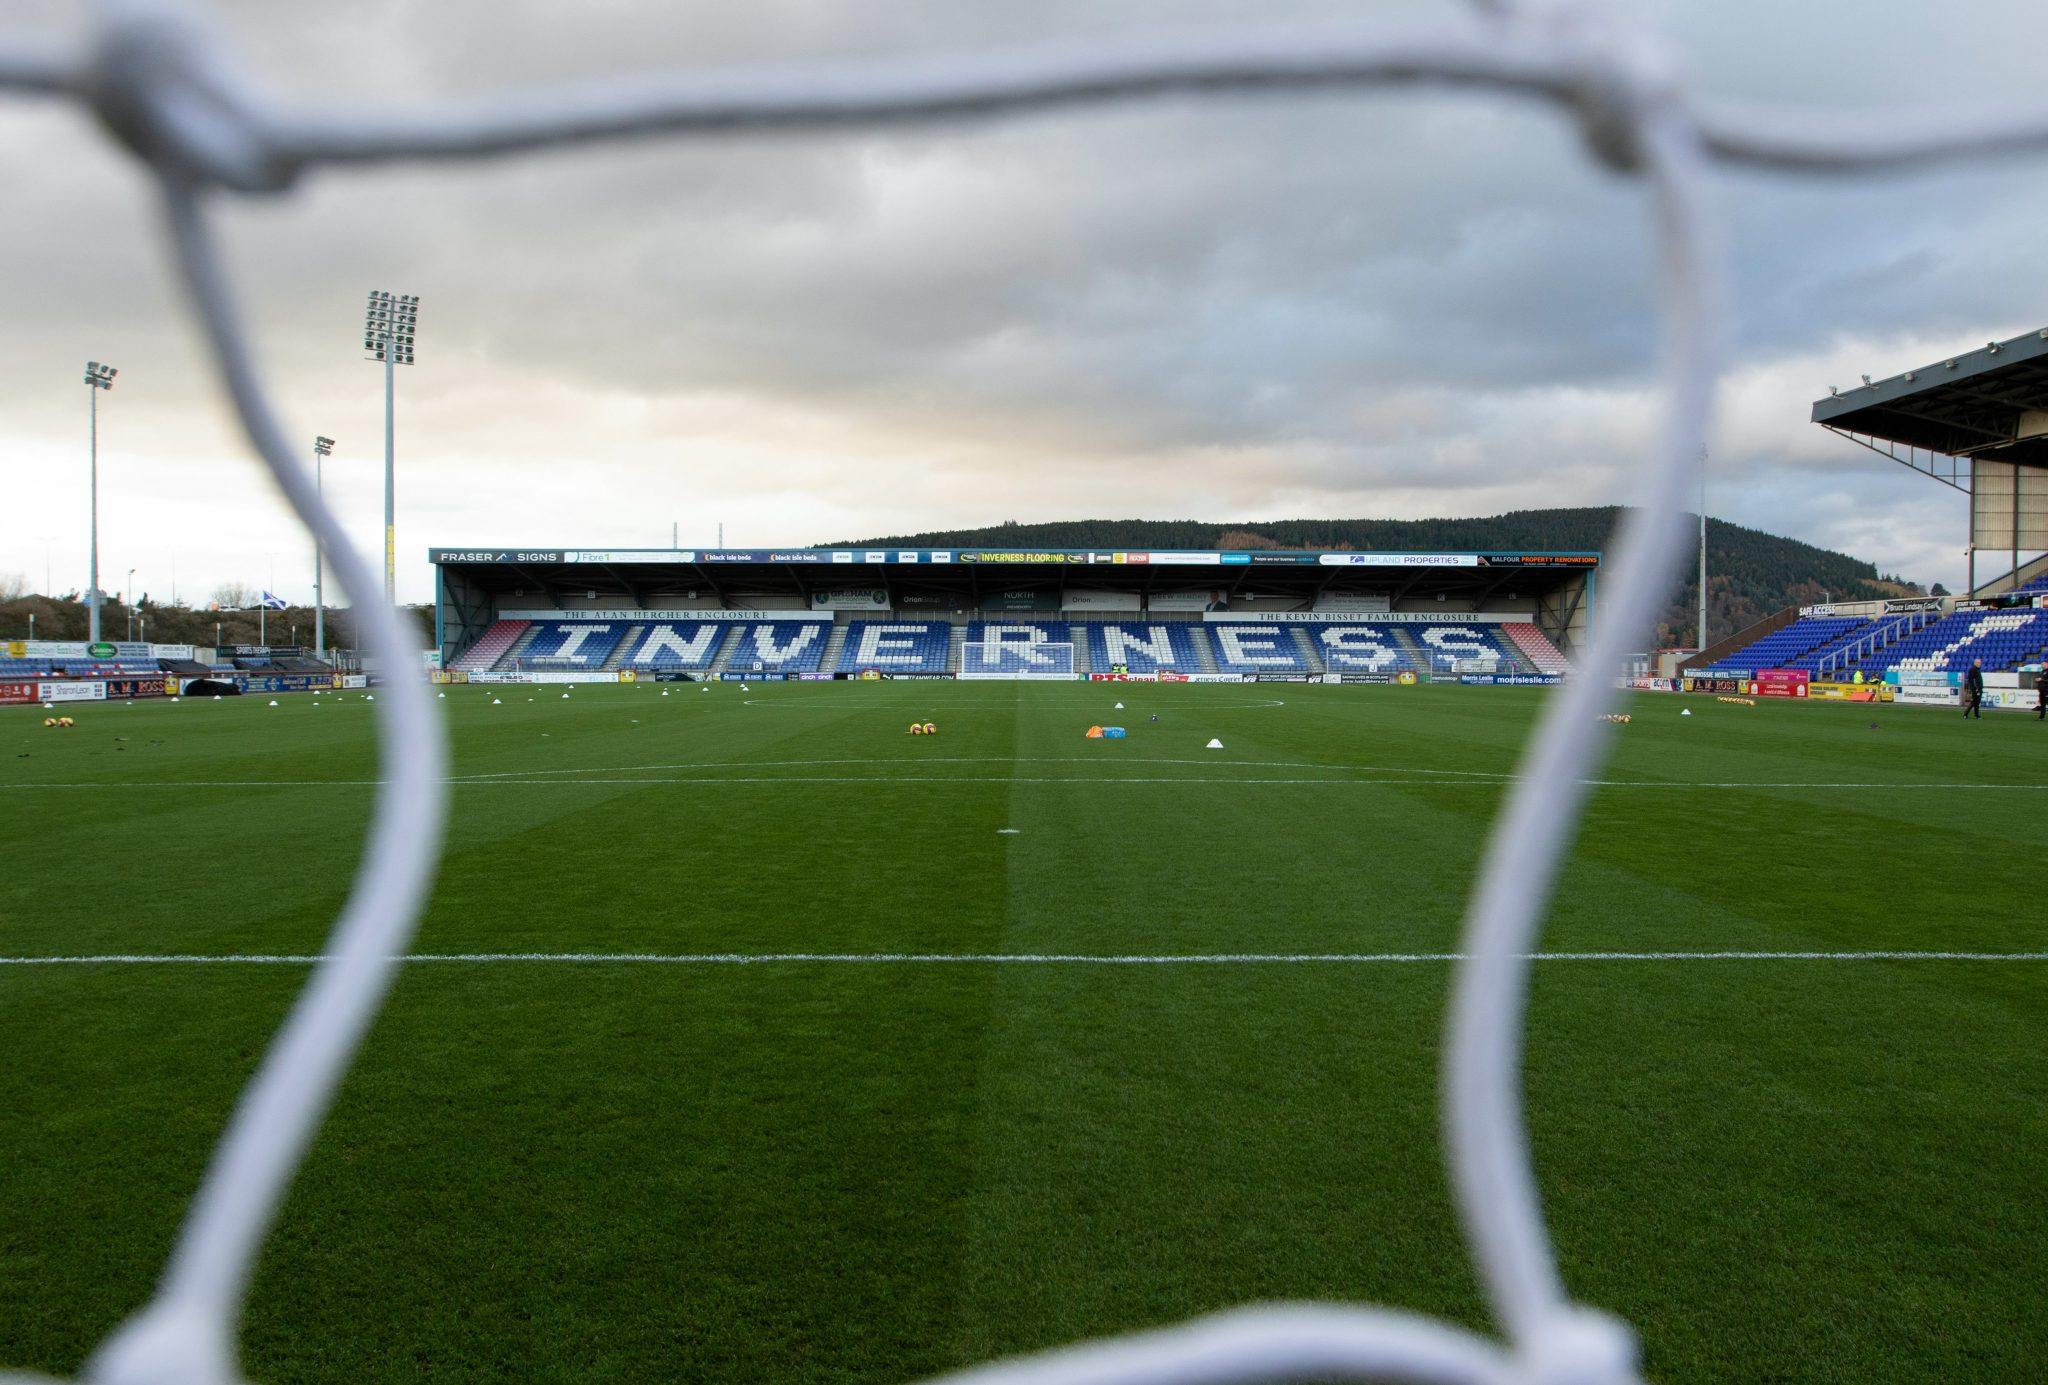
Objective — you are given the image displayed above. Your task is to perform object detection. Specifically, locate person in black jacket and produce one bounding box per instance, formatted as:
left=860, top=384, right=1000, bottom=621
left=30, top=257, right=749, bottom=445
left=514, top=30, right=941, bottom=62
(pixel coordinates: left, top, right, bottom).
left=1962, top=659, right=1985, bottom=718
left=2037, top=669, right=2046, bottom=721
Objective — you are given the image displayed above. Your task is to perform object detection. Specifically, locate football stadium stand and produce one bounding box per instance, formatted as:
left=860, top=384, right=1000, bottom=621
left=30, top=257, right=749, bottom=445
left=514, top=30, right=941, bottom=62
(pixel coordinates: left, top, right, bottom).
left=1694, top=602, right=2048, bottom=677
left=58, top=658, right=160, bottom=675
left=722, top=620, right=832, bottom=673
left=1851, top=608, right=2048, bottom=675
left=1504, top=622, right=1570, bottom=673
left=427, top=545, right=1601, bottom=682
left=1410, top=623, right=1525, bottom=672
left=519, top=620, right=629, bottom=669
left=1309, top=624, right=1420, bottom=674
left=1208, top=623, right=1313, bottom=673
left=451, top=620, right=527, bottom=671
left=427, top=610, right=1584, bottom=680
left=961, top=621, right=1074, bottom=675
left=836, top=621, right=951, bottom=674
left=1692, top=614, right=1868, bottom=676
left=622, top=621, right=727, bottom=671
left=1085, top=622, right=1205, bottom=674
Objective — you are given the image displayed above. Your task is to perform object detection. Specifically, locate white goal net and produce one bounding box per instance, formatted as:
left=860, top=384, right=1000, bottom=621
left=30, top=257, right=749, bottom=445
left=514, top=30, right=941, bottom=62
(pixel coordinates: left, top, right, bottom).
left=6, top=3, right=2047, bottom=1383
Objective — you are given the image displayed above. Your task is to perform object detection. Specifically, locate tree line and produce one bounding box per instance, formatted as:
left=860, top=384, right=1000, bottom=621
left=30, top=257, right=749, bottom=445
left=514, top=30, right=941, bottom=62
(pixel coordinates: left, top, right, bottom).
left=836, top=507, right=1926, bottom=648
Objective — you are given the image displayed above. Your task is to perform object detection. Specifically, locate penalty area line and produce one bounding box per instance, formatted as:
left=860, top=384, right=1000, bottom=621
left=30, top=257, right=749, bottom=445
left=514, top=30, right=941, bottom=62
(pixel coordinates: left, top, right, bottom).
left=2, top=951, right=2046, bottom=966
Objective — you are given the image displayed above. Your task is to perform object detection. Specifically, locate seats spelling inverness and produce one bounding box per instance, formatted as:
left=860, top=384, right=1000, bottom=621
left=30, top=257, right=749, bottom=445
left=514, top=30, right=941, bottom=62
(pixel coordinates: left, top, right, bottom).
left=1087, top=622, right=1201, bottom=673
left=962, top=621, right=1073, bottom=674
left=624, top=621, right=726, bottom=670
left=520, top=621, right=628, bottom=668
left=1209, top=625, right=1310, bottom=672
left=836, top=621, right=950, bottom=673
left=725, top=621, right=830, bottom=672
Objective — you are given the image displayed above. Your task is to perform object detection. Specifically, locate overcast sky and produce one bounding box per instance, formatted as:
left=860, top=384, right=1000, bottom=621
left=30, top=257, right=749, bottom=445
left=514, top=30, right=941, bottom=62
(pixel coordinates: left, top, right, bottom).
left=3, top=0, right=2042, bottom=607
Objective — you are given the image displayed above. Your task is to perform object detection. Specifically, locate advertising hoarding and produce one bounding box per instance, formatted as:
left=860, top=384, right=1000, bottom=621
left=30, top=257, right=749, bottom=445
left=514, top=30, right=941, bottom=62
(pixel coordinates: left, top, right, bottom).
left=1748, top=669, right=1810, bottom=698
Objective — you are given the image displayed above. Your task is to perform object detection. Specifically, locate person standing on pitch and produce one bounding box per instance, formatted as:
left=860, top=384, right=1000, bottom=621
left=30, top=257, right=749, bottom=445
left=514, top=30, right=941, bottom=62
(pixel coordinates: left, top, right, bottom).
left=2037, top=669, right=2046, bottom=721
left=1962, top=658, right=1985, bottom=719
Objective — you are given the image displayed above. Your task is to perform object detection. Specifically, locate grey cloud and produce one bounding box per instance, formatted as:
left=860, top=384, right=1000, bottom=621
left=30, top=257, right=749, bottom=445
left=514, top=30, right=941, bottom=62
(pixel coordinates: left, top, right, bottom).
left=3, top=0, right=2045, bottom=604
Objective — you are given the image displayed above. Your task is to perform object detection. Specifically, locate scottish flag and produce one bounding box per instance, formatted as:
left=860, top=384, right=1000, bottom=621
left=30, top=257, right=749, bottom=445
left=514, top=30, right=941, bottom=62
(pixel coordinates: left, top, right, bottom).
left=258, top=591, right=288, bottom=611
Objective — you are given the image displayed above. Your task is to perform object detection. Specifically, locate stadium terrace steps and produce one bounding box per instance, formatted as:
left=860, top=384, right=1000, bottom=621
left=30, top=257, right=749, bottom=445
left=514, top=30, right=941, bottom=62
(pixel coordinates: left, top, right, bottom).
left=1288, top=626, right=1323, bottom=673
left=1853, top=608, right=2048, bottom=675
left=489, top=622, right=544, bottom=671
left=724, top=620, right=833, bottom=673
left=1791, top=617, right=1886, bottom=672
left=622, top=621, right=727, bottom=672
left=1695, top=613, right=1870, bottom=675
left=706, top=624, right=747, bottom=675
left=1209, top=623, right=1313, bottom=674
left=961, top=620, right=1075, bottom=675
left=835, top=620, right=951, bottom=674
left=518, top=620, right=630, bottom=669
left=1503, top=622, right=1569, bottom=673
left=821, top=624, right=851, bottom=673
left=1313, top=623, right=1421, bottom=676
left=446, top=612, right=1583, bottom=678
left=1798, top=611, right=1938, bottom=673
left=601, top=625, right=644, bottom=672
left=1084, top=622, right=1204, bottom=675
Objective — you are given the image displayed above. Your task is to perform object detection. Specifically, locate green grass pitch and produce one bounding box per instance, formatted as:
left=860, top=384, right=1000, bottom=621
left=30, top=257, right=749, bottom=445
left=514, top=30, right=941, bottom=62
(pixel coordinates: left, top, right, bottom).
left=1, top=680, right=2044, bottom=1381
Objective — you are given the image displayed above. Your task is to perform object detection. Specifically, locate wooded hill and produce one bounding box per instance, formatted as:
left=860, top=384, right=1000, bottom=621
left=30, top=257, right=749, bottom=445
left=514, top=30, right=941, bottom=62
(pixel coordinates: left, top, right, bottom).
left=840, top=507, right=1926, bottom=649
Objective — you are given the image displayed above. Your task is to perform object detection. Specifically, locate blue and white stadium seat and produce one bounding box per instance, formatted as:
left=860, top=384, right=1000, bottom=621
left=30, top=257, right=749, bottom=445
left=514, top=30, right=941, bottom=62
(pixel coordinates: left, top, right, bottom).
left=1409, top=623, right=1513, bottom=671
left=1086, top=622, right=1203, bottom=673
left=1311, top=624, right=1418, bottom=674
left=836, top=620, right=951, bottom=673
left=724, top=620, right=831, bottom=672
left=1855, top=608, right=2048, bottom=675
left=520, top=620, right=628, bottom=668
left=622, top=621, right=726, bottom=671
left=961, top=621, right=1073, bottom=674
left=1208, top=624, right=1311, bottom=673
left=1693, top=612, right=1870, bottom=675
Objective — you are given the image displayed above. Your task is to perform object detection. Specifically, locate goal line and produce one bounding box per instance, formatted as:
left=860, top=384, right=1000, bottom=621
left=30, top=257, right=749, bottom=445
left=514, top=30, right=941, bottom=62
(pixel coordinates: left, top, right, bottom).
left=4, top=950, right=2044, bottom=967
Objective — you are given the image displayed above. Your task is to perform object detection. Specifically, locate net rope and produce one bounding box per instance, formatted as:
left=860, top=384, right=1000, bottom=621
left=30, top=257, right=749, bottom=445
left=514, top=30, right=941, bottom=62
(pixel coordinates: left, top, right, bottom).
left=6, top=1, right=2046, bottom=1381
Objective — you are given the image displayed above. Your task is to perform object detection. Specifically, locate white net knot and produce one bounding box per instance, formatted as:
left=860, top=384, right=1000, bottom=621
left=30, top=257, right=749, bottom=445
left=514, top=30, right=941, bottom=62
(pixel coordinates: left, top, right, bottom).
left=82, top=0, right=296, bottom=192
left=1515, top=1306, right=1638, bottom=1385
left=1531, top=5, right=1688, bottom=175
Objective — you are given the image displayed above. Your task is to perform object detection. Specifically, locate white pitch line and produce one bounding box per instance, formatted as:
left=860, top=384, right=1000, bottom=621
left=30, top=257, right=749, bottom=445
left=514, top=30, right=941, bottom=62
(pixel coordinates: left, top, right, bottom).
left=739, top=696, right=1292, bottom=710
left=3, top=776, right=2047, bottom=790
left=450, top=756, right=1517, bottom=781
left=2, top=951, right=2045, bottom=966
